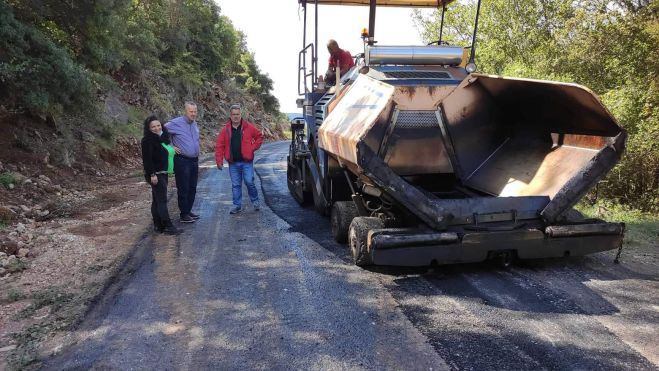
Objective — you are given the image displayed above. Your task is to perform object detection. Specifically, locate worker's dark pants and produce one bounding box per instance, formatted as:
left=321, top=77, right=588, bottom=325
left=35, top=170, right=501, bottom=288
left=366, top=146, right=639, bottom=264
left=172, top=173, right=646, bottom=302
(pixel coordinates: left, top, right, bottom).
left=150, top=174, right=171, bottom=228
left=174, top=155, right=198, bottom=217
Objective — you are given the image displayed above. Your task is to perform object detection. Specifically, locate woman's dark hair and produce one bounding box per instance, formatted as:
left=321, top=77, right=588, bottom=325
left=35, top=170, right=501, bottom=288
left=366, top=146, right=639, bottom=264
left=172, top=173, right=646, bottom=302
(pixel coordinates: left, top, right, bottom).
left=143, top=115, right=160, bottom=137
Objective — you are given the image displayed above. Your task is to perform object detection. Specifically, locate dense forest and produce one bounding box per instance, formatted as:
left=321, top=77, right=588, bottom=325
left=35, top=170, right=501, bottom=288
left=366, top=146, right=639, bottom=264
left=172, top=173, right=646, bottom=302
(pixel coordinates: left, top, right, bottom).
left=0, top=0, right=281, bottom=168
left=414, top=0, right=658, bottom=212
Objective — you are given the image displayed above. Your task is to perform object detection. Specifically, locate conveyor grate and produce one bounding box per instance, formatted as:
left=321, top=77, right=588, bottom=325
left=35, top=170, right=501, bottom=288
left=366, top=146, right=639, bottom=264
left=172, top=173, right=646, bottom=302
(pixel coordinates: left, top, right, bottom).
left=395, top=111, right=440, bottom=129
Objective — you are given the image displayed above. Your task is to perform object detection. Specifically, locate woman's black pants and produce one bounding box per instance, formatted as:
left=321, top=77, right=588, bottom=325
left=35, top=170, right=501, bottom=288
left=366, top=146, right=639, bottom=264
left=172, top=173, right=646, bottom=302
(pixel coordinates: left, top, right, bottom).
left=151, top=174, right=172, bottom=228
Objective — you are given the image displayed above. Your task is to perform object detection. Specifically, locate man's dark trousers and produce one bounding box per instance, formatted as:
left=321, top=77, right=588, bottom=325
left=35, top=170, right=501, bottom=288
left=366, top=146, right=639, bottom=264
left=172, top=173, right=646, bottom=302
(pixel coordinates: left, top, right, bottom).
left=174, top=155, right=198, bottom=217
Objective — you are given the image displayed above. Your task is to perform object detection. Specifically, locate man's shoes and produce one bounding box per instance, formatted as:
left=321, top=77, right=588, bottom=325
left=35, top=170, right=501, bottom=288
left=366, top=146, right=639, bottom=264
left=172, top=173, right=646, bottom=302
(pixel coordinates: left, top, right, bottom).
left=154, top=225, right=165, bottom=233
left=163, top=225, right=183, bottom=235
left=253, top=201, right=261, bottom=211
left=189, top=212, right=200, bottom=220
left=229, top=207, right=242, bottom=215
left=180, top=214, right=196, bottom=223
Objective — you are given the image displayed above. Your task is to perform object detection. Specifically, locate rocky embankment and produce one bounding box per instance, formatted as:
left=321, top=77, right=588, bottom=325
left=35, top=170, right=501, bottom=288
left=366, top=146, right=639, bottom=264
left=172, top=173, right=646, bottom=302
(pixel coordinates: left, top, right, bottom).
left=0, top=161, right=92, bottom=278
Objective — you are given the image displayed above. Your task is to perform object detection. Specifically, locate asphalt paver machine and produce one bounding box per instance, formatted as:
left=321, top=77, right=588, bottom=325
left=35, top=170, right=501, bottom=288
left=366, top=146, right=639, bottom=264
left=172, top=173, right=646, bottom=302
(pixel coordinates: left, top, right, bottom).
left=288, top=0, right=627, bottom=266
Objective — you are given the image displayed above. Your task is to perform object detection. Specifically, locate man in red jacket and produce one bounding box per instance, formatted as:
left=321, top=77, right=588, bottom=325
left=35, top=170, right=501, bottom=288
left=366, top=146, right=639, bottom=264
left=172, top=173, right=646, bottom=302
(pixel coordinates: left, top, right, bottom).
left=215, top=104, right=264, bottom=214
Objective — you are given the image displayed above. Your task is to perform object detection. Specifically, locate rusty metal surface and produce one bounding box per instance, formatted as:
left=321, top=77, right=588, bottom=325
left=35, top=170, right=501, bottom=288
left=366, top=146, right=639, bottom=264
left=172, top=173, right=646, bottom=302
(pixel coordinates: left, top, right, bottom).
left=551, top=133, right=610, bottom=149
left=441, top=74, right=624, bottom=205
left=392, top=85, right=456, bottom=109
left=318, top=75, right=395, bottom=166
left=541, top=131, right=627, bottom=223
left=464, top=136, right=600, bottom=197
left=468, top=74, right=621, bottom=137
left=382, top=110, right=454, bottom=175
left=320, top=77, right=460, bottom=176
left=440, top=78, right=506, bottom=180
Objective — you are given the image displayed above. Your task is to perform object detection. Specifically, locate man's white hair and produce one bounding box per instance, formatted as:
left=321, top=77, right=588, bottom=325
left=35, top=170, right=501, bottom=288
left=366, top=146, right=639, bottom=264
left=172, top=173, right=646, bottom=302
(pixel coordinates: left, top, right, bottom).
left=230, top=104, right=241, bottom=111
left=184, top=101, right=197, bottom=109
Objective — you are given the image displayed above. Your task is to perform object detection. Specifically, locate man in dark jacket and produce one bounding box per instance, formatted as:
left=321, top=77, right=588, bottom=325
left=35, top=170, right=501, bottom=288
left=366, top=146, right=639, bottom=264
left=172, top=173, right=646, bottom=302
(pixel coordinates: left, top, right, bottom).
left=215, top=104, right=264, bottom=214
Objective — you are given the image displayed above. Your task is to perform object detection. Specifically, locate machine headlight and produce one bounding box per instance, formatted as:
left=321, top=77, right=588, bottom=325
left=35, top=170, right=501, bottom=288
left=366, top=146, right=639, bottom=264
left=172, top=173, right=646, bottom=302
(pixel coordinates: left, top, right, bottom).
left=466, top=62, right=477, bottom=73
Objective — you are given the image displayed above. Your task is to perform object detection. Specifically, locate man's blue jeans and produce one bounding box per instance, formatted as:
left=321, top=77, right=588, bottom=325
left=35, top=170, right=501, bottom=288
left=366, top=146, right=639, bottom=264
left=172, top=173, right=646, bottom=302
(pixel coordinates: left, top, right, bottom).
left=174, top=155, right=198, bottom=217
left=228, top=161, right=259, bottom=208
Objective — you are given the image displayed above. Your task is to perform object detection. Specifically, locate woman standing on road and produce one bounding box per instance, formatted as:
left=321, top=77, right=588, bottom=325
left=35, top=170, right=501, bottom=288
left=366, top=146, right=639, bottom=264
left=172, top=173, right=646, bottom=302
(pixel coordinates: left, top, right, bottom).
left=141, top=115, right=181, bottom=235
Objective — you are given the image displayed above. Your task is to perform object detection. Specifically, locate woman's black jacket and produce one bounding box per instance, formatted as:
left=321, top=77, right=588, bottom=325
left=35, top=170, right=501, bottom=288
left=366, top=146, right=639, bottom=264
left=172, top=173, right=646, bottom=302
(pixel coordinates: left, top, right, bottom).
left=141, top=129, right=171, bottom=182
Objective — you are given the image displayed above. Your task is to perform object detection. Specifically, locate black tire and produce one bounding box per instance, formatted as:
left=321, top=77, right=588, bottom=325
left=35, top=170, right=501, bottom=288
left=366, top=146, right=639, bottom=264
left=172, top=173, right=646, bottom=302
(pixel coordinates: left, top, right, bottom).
left=348, top=217, right=384, bottom=266
left=287, top=155, right=311, bottom=205
left=305, top=137, right=327, bottom=215
left=331, top=201, right=358, bottom=243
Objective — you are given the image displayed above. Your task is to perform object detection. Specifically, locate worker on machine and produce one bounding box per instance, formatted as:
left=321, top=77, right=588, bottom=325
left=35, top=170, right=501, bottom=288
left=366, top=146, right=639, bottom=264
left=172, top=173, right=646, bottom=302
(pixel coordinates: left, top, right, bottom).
left=320, top=39, right=354, bottom=86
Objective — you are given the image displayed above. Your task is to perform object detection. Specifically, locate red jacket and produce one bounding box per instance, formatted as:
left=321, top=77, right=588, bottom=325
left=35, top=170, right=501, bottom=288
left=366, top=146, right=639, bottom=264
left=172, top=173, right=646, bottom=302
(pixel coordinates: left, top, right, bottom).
left=215, top=119, right=263, bottom=165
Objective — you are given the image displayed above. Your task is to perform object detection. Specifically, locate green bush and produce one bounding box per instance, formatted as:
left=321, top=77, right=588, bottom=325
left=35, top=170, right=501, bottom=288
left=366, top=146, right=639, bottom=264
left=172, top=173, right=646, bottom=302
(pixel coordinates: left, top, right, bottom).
left=6, top=257, right=29, bottom=274
left=7, top=288, right=26, bottom=303
left=0, top=205, right=14, bottom=223
left=19, top=288, right=74, bottom=318
left=577, top=200, right=659, bottom=247
left=0, top=172, right=16, bottom=189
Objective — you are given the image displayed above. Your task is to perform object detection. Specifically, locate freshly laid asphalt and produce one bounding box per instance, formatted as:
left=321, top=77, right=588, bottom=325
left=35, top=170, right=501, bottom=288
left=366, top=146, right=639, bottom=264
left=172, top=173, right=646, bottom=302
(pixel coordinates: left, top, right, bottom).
left=43, top=141, right=658, bottom=370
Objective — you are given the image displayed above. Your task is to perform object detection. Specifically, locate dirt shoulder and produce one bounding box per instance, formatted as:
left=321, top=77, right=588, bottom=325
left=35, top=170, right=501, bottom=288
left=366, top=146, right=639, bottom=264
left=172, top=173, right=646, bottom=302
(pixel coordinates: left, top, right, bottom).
left=0, top=169, right=155, bottom=370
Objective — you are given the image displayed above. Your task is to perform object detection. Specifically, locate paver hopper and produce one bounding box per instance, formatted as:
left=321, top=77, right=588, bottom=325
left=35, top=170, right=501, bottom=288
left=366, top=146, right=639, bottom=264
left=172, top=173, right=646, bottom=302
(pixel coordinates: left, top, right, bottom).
left=314, top=72, right=625, bottom=266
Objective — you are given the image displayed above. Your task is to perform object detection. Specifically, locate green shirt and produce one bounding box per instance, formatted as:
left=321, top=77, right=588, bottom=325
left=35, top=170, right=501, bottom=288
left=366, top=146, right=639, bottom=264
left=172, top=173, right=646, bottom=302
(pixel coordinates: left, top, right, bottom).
left=230, top=124, right=243, bottom=162
left=161, top=143, right=176, bottom=174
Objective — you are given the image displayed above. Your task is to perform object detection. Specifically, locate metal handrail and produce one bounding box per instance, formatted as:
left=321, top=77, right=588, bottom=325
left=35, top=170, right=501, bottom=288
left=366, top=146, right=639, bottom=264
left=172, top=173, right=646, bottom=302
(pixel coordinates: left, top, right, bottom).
left=298, top=43, right=316, bottom=96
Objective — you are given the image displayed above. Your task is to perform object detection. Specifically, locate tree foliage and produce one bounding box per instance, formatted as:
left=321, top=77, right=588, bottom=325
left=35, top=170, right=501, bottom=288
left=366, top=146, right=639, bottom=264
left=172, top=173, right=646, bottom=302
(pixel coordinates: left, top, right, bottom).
left=0, top=1, right=95, bottom=115
left=414, top=0, right=658, bottom=211
left=0, top=0, right=280, bottom=115
left=236, top=52, right=279, bottom=113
